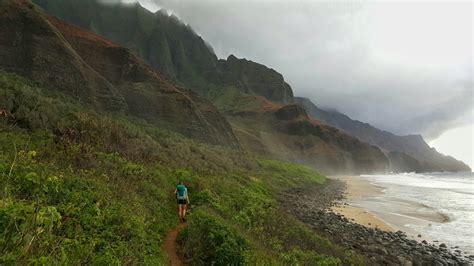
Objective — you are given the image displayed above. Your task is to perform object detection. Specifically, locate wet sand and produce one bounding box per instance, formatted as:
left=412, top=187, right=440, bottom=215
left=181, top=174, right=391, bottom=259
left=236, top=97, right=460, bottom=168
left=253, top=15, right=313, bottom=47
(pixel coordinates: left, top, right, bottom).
left=330, top=175, right=449, bottom=238
left=330, top=175, right=394, bottom=232
left=278, top=179, right=471, bottom=265
left=332, top=205, right=394, bottom=232
left=331, top=175, right=385, bottom=199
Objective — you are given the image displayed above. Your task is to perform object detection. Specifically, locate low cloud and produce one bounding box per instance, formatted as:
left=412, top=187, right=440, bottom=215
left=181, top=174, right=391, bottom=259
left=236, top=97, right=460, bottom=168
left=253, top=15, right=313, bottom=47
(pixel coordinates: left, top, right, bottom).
left=106, top=0, right=473, bottom=139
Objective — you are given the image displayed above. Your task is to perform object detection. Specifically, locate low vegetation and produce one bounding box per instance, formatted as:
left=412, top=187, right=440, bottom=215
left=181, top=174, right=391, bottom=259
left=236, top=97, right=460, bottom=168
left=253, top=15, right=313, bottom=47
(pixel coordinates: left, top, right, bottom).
left=0, top=71, right=363, bottom=264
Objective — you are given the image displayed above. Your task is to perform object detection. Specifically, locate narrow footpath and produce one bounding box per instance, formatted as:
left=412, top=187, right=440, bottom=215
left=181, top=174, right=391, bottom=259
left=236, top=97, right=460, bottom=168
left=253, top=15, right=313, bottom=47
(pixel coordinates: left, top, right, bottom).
left=162, top=223, right=186, bottom=266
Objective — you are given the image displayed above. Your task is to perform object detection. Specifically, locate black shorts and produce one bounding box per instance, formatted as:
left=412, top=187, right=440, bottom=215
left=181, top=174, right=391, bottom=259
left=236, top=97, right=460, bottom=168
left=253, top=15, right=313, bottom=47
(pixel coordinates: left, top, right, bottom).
left=177, top=199, right=187, bottom=205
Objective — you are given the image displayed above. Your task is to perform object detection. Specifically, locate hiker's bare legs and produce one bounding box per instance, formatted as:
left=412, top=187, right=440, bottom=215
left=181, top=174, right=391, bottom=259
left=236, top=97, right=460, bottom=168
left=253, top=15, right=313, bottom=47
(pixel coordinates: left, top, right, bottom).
left=182, top=204, right=187, bottom=220
left=178, top=205, right=183, bottom=222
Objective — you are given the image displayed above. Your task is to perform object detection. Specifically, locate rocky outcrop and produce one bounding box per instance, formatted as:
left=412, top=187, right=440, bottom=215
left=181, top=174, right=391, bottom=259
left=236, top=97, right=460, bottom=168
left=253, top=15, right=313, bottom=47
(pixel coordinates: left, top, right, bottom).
left=0, top=0, right=240, bottom=148
left=217, top=55, right=294, bottom=103
left=0, top=0, right=126, bottom=111
left=33, top=0, right=294, bottom=104
left=296, top=97, right=471, bottom=172
left=274, top=104, right=308, bottom=120
left=279, top=181, right=472, bottom=265
left=31, top=0, right=468, bottom=174
left=33, top=0, right=221, bottom=95
left=229, top=102, right=389, bottom=174
left=387, top=151, right=424, bottom=173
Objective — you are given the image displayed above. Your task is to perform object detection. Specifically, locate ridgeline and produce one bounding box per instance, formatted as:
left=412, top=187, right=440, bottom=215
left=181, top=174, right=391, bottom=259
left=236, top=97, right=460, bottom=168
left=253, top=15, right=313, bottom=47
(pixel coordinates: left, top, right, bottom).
left=0, top=0, right=470, bottom=264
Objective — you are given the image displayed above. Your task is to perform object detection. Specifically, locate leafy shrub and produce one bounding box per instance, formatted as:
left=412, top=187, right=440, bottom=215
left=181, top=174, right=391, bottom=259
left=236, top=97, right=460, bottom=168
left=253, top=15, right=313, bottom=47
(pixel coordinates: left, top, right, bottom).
left=281, top=248, right=341, bottom=266
left=0, top=72, right=364, bottom=264
left=177, top=210, right=250, bottom=265
left=0, top=134, right=168, bottom=264
left=258, top=159, right=325, bottom=188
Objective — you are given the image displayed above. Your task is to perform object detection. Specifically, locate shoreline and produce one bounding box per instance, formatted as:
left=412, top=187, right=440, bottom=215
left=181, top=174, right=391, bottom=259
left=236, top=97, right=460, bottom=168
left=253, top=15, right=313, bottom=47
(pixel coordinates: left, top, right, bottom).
left=329, top=175, right=395, bottom=232
left=331, top=205, right=395, bottom=232
left=278, top=178, right=472, bottom=265
left=330, top=175, right=453, bottom=241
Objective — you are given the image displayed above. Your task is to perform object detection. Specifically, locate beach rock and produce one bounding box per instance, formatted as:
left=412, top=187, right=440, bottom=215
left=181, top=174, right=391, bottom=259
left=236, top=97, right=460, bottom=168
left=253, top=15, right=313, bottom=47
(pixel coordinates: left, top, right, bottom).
left=397, top=256, right=413, bottom=266
left=378, top=247, right=389, bottom=255
left=277, top=180, right=471, bottom=265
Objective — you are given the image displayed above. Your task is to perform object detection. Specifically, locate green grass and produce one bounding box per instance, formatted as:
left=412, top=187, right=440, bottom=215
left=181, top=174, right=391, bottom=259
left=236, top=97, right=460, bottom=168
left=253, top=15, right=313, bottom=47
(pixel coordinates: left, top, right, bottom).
left=209, top=86, right=264, bottom=114
left=0, top=71, right=364, bottom=265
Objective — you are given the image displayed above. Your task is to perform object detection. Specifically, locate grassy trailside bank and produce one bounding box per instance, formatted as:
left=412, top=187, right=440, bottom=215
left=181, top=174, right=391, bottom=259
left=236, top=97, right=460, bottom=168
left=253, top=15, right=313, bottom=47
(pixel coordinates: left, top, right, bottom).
left=0, top=72, right=364, bottom=265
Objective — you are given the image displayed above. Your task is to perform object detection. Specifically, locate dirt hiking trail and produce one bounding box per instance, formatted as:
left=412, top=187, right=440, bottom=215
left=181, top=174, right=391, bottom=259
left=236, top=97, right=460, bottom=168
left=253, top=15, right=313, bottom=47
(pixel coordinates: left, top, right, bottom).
left=162, top=223, right=186, bottom=266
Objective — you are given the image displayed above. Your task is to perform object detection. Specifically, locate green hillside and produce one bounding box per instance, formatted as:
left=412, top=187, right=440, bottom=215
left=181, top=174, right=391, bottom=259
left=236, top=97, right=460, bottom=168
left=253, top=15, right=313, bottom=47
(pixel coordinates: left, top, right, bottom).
left=1, top=1, right=470, bottom=264
left=29, top=0, right=393, bottom=174
left=0, top=72, right=363, bottom=264
left=32, top=0, right=294, bottom=103
left=33, top=0, right=221, bottom=96
left=31, top=0, right=470, bottom=174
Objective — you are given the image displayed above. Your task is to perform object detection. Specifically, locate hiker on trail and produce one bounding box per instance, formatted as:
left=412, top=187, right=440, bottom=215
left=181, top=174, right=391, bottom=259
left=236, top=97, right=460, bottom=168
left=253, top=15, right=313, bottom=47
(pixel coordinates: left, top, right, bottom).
left=174, top=182, right=189, bottom=223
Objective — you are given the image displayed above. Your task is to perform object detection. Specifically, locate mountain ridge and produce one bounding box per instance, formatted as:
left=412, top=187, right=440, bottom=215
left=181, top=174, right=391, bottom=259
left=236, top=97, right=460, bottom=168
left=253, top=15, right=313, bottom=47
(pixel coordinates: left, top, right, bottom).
left=32, top=0, right=294, bottom=104
left=223, top=95, right=389, bottom=174
left=295, top=97, right=471, bottom=172
left=0, top=0, right=240, bottom=148
left=31, top=0, right=470, bottom=173
left=1, top=1, right=471, bottom=265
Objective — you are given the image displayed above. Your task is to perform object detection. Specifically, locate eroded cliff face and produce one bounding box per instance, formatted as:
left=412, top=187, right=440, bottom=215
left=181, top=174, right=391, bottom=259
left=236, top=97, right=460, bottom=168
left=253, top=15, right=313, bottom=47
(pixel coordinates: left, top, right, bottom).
left=0, top=0, right=126, bottom=111
left=0, top=0, right=240, bottom=148
left=217, top=55, right=294, bottom=104
left=295, top=97, right=471, bottom=172
left=33, top=0, right=220, bottom=90
left=228, top=100, right=389, bottom=174
left=32, top=0, right=294, bottom=104
left=30, top=0, right=467, bottom=174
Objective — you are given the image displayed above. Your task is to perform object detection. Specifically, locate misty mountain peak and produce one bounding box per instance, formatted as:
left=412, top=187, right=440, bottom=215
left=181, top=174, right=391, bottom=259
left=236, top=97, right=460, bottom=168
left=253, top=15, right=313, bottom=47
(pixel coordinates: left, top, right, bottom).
left=227, top=54, right=238, bottom=61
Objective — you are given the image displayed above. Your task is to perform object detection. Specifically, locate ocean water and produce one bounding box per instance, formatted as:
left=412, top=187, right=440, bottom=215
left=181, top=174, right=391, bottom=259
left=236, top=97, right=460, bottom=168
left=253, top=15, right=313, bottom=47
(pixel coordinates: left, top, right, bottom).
left=358, top=172, right=474, bottom=255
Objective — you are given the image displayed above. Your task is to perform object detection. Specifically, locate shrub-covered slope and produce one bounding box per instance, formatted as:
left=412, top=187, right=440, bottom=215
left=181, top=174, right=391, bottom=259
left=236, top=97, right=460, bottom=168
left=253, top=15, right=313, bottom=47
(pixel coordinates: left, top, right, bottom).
left=32, top=0, right=470, bottom=173
left=225, top=99, right=389, bottom=174
left=0, top=0, right=239, bottom=148
left=32, top=0, right=294, bottom=104
left=30, top=0, right=391, bottom=174
left=296, top=97, right=471, bottom=172
left=0, top=71, right=364, bottom=264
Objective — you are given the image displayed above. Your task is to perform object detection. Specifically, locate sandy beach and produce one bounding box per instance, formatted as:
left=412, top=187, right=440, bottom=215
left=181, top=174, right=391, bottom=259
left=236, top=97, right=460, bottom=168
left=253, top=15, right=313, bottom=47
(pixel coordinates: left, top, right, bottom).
left=330, top=175, right=395, bottom=232
left=278, top=178, right=471, bottom=264
left=330, top=175, right=451, bottom=240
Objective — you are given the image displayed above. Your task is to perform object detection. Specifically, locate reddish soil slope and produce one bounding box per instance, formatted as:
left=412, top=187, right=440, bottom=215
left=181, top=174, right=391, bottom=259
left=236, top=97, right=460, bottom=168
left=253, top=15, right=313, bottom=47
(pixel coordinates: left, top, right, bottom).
left=0, top=0, right=239, bottom=147
left=230, top=103, right=388, bottom=174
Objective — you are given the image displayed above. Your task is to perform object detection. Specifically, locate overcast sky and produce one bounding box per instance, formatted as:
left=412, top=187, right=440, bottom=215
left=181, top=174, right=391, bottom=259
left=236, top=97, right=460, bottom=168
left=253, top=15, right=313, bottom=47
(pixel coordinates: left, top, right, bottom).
left=102, top=0, right=473, bottom=167
left=109, top=0, right=473, bottom=141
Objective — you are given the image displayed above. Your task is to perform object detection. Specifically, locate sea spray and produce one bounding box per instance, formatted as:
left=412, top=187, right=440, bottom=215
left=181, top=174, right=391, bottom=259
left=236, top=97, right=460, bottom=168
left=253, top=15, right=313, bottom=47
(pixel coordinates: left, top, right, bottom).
left=360, top=172, right=474, bottom=255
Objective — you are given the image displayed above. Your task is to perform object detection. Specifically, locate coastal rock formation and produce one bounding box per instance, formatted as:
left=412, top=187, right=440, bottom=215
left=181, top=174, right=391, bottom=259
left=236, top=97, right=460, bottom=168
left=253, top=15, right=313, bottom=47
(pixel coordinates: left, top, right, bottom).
left=217, top=55, right=294, bottom=104
left=33, top=0, right=388, bottom=174
left=296, top=97, right=471, bottom=172
left=0, top=0, right=125, bottom=111
left=0, top=0, right=240, bottom=147
left=279, top=180, right=471, bottom=265
left=228, top=101, right=389, bottom=174
left=32, top=0, right=294, bottom=103
left=387, top=151, right=424, bottom=173
left=33, top=0, right=469, bottom=174
left=274, top=104, right=308, bottom=120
